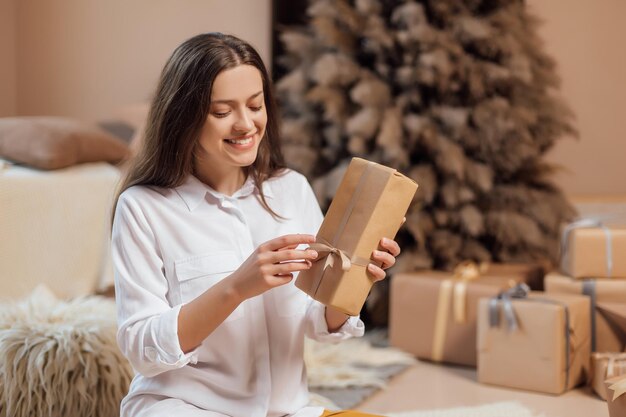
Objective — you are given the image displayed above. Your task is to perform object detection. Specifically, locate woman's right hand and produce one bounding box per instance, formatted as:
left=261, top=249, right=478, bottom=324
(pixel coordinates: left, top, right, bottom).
left=230, top=234, right=318, bottom=301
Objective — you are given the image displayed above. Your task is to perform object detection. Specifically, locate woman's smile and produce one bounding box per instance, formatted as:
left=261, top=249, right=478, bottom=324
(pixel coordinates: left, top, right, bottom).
left=224, top=133, right=256, bottom=149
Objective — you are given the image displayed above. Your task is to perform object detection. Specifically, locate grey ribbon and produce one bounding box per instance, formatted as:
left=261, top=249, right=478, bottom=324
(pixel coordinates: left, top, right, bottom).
left=331, top=162, right=374, bottom=247
left=561, top=218, right=613, bottom=277
left=582, top=280, right=597, bottom=352
left=488, top=283, right=572, bottom=393
left=488, top=283, right=531, bottom=331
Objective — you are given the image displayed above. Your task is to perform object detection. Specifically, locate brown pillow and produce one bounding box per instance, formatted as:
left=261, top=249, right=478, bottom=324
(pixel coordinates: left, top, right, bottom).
left=0, top=117, right=130, bottom=170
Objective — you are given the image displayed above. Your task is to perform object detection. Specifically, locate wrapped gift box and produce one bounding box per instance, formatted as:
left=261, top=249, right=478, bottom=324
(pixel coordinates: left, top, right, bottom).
left=545, top=272, right=626, bottom=352
left=591, top=353, right=626, bottom=400
left=296, top=158, right=417, bottom=316
left=477, top=288, right=590, bottom=395
left=606, top=375, right=626, bottom=417
left=389, top=263, right=542, bottom=367
left=560, top=220, right=626, bottom=279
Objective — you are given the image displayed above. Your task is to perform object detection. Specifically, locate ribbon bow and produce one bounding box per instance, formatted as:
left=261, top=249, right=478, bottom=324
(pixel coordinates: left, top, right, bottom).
left=308, top=239, right=352, bottom=272
left=609, top=376, right=626, bottom=401
left=488, top=283, right=531, bottom=332
left=453, top=260, right=487, bottom=281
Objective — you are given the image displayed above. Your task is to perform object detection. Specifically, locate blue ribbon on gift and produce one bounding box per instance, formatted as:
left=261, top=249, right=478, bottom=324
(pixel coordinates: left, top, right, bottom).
left=581, top=280, right=597, bottom=352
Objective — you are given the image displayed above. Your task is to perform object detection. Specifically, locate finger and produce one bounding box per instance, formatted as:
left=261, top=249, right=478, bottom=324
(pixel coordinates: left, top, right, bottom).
left=367, top=263, right=386, bottom=281
left=371, top=250, right=396, bottom=270
left=276, top=242, right=301, bottom=251
left=379, top=237, right=401, bottom=257
left=267, top=273, right=294, bottom=287
left=264, top=234, right=316, bottom=252
left=270, top=261, right=313, bottom=276
left=267, top=249, right=318, bottom=263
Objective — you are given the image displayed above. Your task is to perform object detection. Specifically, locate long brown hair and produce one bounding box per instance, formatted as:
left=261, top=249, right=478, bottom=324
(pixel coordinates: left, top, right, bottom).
left=114, top=32, right=285, bottom=218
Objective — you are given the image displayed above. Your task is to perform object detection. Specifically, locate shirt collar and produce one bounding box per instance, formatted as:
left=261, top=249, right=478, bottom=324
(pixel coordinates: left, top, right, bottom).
left=175, top=174, right=274, bottom=212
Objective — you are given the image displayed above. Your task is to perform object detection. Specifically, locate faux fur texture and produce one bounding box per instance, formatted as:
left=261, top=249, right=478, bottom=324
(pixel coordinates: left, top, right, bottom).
left=0, top=286, right=133, bottom=417
left=304, top=335, right=416, bottom=389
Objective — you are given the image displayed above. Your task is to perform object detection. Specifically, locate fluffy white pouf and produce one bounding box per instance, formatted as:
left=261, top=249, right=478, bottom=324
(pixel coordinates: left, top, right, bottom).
left=0, top=285, right=133, bottom=417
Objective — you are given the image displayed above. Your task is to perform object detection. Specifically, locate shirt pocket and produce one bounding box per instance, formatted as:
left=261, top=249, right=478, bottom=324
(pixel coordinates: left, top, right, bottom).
left=174, top=251, right=244, bottom=323
left=272, top=280, right=308, bottom=318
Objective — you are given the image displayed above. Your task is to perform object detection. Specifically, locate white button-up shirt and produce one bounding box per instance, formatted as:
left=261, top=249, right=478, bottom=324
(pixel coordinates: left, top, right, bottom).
left=111, top=169, right=364, bottom=417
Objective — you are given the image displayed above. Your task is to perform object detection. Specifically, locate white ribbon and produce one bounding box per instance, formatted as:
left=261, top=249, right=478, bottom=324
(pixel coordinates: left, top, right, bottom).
left=561, top=217, right=613, bottom=277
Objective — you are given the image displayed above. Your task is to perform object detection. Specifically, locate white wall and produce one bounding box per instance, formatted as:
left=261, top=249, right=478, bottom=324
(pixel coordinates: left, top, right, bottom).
left=14, top=0, right=272, bottom=122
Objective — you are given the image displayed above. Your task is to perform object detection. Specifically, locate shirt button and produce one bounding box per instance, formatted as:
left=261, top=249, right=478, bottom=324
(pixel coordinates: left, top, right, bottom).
left=145, top=347, right=157, bottom=361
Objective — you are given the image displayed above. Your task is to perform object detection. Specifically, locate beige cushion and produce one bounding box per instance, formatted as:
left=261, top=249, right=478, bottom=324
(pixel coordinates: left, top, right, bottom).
left=0, top=117, right=130, bottom=170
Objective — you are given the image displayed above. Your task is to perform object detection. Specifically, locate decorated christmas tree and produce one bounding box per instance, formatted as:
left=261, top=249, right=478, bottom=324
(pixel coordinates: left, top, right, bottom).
left=275, top=0, right=577, bottom=276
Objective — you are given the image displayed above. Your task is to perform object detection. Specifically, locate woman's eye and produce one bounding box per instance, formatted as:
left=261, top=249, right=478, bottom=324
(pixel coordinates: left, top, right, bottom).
left=213, top=111, right=230, bottom=118
left=250, top=105, right=263, bottom=112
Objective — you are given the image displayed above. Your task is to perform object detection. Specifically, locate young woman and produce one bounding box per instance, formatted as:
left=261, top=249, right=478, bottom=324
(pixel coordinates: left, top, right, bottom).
left=111, top=32, right=400, bottom=417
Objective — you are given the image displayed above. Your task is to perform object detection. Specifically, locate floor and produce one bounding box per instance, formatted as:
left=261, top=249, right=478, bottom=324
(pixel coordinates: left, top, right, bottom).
left=355, top=360, right=608, bottom=417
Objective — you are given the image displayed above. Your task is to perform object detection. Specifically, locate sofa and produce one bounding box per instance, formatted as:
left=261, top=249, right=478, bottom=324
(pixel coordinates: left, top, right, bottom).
left=0, top=159, right=122, bottom=302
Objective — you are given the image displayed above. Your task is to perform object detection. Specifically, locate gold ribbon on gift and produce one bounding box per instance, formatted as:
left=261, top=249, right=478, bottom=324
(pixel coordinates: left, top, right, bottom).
left=431, top=261, right=489, bottom=362
left=609, top=375, right=626, bottom=401
left=452, top=261, right=488, bottom=323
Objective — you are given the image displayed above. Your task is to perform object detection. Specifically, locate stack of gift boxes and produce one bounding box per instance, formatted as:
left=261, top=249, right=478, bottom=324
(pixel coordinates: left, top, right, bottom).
left=389, top=219, right=626, bottom=416
left=294, top=157, right=626, bottom=415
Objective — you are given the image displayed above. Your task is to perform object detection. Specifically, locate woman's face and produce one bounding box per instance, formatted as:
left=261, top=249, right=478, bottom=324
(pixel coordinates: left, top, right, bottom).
left=196, top=64, right=267, bottom=174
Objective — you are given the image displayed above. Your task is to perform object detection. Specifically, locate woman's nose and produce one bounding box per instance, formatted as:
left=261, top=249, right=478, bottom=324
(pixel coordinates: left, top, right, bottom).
left=233, top=109, right=254, bottom=132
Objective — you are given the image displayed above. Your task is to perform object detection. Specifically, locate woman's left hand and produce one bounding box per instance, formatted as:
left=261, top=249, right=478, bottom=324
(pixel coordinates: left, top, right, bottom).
left=368, top=236, right=401, bottom=282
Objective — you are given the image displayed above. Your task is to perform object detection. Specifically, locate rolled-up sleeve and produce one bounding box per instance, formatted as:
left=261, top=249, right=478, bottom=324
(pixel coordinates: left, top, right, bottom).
left=304, top=300, right=365, bottom=343
left=111, top=194, right=199, bottom=377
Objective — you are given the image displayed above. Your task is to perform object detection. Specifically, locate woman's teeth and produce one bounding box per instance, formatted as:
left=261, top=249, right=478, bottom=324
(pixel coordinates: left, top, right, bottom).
left=225, top=137, right=252, bottom=145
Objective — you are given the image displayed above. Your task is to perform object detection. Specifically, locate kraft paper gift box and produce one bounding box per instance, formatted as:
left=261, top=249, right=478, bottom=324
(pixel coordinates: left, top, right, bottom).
left=389, top=262, right=541, bottom=367
left=560, top=219, right=626, bottom=279
left=296, top=158, right=417, bottom=316
left=606, top=375, right=626, bottom=417
left=545, top=272, right=626, bottom=352
left=597, top=302, right=626, bottom=345
left=477, top=286, right=591, bottom=395
left=591, top=353, right=626, bottom=400
left=480, top=263, right=545, bottom=291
